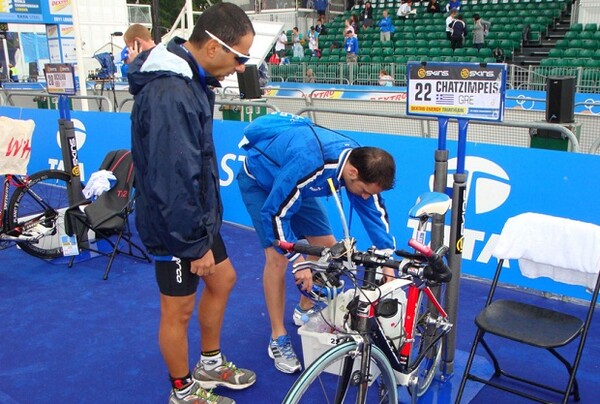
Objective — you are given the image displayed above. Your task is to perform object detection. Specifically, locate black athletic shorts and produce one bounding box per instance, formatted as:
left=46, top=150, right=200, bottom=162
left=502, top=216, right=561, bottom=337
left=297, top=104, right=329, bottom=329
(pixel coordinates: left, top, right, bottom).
left=154, top=233, right=228, bottom=296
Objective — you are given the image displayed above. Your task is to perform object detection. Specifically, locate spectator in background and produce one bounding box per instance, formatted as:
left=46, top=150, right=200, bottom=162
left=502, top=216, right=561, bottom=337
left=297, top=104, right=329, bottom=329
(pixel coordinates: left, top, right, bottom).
left=351, top=14, right=360, bottom=36
left=472, top=13, right=491, bottom=51
left=344, top=29, right=359, bottom=63
left=449, top=14, right=467, bottom=49
left=344, top=18, right=355, bottom=36
left=269, top=52, right=280, bottom=65
left=378, top=69, right=394, bottom=86
left=292, top=27, right=304, bottom=58
left=305, top=68, right=316, bottom=83
left=379, top=9, right=395, bottom=42
left=315, top=18, right=327, bottom=36
left=446, top=0, right=462, bottom=12
left=361, top=1, right=374, bottom=30
left=123, top=24, right=155, bottom=63
left=275, top=30, right=288, bottom=58
left=426, top=0, right=441, bottom=13
left=9, top=64, right=18, bottom=82
left=446, top=9, right=457, bottom=40
left=122, top=24, right=156, bottom=81
left=397, top=0, right=413, bottom=19
left=314, top=0, right=328, bottom=20
left=307, top=26, right=319, bottom=56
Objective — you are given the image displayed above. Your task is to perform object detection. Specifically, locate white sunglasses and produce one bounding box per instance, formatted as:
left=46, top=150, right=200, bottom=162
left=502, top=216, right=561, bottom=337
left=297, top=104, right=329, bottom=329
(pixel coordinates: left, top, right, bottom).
left=205, top=30, right=251, bottom=65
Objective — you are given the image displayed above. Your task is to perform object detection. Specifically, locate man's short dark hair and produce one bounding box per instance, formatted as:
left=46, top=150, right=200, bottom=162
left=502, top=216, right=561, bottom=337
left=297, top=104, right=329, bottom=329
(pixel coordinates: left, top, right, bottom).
left=189, top=2, right=255, bottom=47
left=350, top=147, right=396, bottom=190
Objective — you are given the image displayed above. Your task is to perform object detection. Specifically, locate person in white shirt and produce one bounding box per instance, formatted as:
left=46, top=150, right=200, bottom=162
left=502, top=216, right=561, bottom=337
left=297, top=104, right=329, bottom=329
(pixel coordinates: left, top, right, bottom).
left=397, top=0, right=412, bottom=18
left=445, top=9, right=457, bottom=40
left=275, top=31, right=288, bottom=58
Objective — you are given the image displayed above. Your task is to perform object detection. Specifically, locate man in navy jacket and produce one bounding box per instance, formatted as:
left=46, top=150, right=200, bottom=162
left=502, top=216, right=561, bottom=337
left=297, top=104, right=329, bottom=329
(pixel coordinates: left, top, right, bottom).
left=129, top=3, right=256, bottom=403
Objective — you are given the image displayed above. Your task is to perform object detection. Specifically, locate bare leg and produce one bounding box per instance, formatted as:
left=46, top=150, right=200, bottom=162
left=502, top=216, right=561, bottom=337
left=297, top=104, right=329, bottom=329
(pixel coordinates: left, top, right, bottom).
left=198, top=258, right=237, bottom=352
left=159, top=293, right=196, bottom=378
left=263, top=247, right=289, bottom=339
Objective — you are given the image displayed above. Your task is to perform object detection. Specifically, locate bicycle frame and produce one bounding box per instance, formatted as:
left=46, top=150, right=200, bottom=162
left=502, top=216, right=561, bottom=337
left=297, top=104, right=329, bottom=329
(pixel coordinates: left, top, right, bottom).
left=1, top=174, right=62, bottom=242
left=347, top=268, right=450, bottom=385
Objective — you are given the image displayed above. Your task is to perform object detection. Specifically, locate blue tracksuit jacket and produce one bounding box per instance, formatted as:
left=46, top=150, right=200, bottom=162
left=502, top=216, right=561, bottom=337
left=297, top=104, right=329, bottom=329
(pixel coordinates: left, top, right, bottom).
left=240, top=112, right=394, bottom=249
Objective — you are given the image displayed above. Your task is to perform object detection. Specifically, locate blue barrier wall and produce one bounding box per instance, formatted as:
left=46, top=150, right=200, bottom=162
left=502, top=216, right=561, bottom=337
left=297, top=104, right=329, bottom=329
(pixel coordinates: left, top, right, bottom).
left=2, top=106, right=599, bottom=300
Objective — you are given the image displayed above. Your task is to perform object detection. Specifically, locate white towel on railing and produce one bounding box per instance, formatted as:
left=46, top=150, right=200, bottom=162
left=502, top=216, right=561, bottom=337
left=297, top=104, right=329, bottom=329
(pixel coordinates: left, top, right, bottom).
left=492, top=212, right=600, bottom=289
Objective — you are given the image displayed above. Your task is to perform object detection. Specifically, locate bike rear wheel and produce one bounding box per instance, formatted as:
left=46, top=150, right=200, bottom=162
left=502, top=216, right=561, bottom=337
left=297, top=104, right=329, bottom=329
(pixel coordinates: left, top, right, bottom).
left=406, top=290, right=444, bottom=397
left=282, top=340, right=398, bottom=404
left=7, top=170, right=71, bottom=259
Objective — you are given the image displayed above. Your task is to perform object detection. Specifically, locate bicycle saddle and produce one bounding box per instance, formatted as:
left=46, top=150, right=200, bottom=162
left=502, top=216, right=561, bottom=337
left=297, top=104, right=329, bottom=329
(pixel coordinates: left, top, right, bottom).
left=409, top=192, right=451, bottom=218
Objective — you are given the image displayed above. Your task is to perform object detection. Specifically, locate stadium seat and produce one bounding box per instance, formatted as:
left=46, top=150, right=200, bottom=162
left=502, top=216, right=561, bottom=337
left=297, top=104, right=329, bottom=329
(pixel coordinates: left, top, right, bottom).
left=571, top=23, right=583, bottom=32
left=548, top=48, right=564, bottom=58
left=585, top=23, right=598, bottom=32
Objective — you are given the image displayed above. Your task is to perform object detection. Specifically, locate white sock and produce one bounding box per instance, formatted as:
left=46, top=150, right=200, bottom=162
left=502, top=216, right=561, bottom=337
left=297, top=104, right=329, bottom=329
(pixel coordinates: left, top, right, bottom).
left=200, top=352, right=223, bottom=370
left=174, top=382, right=196, bottom=399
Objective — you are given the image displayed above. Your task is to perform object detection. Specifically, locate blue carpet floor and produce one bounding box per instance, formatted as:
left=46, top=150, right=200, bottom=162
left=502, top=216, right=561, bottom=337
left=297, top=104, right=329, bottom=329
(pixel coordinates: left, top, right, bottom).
left=1, top=222, right=598, bottom=403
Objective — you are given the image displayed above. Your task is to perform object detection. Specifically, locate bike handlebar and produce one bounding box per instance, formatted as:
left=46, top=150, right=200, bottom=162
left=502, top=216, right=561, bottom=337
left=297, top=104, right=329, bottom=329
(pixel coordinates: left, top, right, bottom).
left=276, top=239, right=451, bottom=283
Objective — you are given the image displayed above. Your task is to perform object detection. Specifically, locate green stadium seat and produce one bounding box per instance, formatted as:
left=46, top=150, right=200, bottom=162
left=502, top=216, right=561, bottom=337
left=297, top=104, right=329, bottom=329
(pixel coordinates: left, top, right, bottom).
left=548, top=48, right=564, bottom=58
left=578, top=31, right=595, bottom=40
left=479, top=48, right=493, bottom=58
left=329, top=55, right=340, bottom=63
left=571, top=23, right=583, bottom=32
left=564, top=31, right=579, bottom=40
left=563, top=48, right=580, bottom=58
left=383, top=56, right=395, bottom=63
left=555, top=39, right=569, bottom=49
left=582, top=40, right=598, bottom=49
left=568, top=39, right=583, bottom=49
left=372, top=55, right=384, bottom=63
left=585, top=23, right=598, bottom=32
left=579, top=49, right=595, bottom=59
left=465, top=48, right=479, bottom=57
left=453, top=48, right=467, bottom=57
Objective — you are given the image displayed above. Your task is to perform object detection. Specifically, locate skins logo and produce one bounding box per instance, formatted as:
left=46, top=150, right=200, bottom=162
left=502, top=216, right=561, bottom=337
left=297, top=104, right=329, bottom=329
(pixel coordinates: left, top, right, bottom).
left=55, top=118, right=87, bottom=150
left=429, top=156, right=511, bottom=214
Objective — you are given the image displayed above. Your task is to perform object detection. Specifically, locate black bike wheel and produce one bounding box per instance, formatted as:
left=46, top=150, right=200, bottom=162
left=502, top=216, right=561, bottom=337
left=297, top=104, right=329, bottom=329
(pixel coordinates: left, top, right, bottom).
left=7, top=170, right=71, bottom=259
left=406, top=290, right=444, bottom=397
left=282, top=341, right=398, bottom=404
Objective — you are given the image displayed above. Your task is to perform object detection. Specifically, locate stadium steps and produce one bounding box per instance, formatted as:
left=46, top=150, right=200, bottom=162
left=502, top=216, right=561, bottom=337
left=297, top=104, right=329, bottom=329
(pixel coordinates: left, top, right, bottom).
left=513, top=6, right=573, bottom=67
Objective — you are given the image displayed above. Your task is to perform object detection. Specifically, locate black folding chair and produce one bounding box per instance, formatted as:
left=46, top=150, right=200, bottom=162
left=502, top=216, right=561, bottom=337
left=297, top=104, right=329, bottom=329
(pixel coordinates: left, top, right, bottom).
left=456, top=212, right=600, bottom=404
left=65, top=149, right=150, bottom=279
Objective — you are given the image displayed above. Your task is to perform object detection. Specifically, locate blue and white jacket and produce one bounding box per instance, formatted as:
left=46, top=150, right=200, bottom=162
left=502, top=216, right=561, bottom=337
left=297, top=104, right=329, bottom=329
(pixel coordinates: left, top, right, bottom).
left=240, top=112, right=394, bottom=250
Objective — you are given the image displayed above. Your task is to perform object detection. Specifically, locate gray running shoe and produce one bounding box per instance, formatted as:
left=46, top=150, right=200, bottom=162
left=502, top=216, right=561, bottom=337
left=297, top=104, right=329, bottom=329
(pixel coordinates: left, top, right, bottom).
left=268, top=335, right=302, bottom=374
left=168, top=380, right=234, bottom=404
left=193, top=356, right=256, bottom=390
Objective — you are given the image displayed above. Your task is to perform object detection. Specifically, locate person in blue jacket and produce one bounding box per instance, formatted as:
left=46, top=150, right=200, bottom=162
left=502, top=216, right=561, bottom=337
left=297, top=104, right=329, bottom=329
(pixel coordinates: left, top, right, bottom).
left=128, top=3, right=256, bottom=403
left=237, top=112, right=396, bottom=374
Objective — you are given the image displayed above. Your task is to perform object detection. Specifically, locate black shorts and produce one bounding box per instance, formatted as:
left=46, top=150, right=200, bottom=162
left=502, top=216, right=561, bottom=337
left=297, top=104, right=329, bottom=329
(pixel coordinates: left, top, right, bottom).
left=155, top=233, right=228, bottom=296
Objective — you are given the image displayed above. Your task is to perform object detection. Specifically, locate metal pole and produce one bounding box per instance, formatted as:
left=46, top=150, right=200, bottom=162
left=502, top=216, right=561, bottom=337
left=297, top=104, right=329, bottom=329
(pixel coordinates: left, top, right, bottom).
left=2, top=37, right=10, bottom=82
left=431, top=117, right=449, bottom=251
left=151, top=0, right=162, bottom=44
left=442, top=118, right=469, bottom=376
left=71, top=0, right=89, bottom=111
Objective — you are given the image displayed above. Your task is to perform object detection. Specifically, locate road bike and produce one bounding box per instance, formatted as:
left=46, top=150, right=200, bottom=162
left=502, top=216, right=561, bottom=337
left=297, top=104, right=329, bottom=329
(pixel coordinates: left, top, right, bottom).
left=1, top=170, right=71, bottom=258
left=280, top=191, right=453, bottom=404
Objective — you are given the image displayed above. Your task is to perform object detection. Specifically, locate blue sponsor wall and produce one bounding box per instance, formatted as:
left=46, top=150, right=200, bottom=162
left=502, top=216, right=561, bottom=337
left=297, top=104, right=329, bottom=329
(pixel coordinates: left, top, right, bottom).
left=2, top=106, right=599, bottom=300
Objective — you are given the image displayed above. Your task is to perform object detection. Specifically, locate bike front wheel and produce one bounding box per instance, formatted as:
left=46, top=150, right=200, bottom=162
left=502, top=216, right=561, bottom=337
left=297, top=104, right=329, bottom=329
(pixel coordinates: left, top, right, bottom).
left=282, top=341, right=398, bottom=404
left=7, top=170, right=71, bottom=259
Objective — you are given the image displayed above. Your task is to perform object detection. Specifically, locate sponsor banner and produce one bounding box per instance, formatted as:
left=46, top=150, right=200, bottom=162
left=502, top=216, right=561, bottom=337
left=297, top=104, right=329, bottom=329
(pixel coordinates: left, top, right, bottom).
left=3, top=105, right=599, bottom=300
left=0, top=0, right=71, bottom=24
left=264, top=82, right=600, bottom=114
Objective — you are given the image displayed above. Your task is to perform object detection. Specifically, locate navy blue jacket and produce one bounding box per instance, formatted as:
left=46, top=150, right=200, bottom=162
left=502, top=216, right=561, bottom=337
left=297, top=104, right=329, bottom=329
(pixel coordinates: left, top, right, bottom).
left=128, top=38, right=222, bottom=259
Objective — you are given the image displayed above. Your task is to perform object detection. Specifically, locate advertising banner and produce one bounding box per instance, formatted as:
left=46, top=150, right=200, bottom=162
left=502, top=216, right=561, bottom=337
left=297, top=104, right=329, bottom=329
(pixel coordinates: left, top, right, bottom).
left=2, top=106, right=599, bottom=300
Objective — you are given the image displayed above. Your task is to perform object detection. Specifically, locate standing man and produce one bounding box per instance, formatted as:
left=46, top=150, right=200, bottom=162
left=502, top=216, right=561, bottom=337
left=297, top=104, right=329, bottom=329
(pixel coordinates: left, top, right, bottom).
left=237, top=112, right=396, bottom=373
left=128, top=3, right=256, bottom=403
left=344, top=29, right=359, bottom=63
left=121, top=24, right=156, bottom=80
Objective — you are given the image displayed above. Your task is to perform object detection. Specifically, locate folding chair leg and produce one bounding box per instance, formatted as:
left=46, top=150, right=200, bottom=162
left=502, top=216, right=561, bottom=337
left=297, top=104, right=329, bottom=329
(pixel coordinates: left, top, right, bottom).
left=68, top=255, right=76, bottom=268
left=455, top=328, right=485, bottom=403
left=102, top=232, right=124, bottom=280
